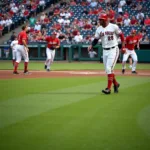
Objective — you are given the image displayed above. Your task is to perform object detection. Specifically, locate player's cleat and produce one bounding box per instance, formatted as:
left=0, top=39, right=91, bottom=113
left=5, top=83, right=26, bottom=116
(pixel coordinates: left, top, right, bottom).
left=122, top=69, right=125, bottom=74
left=114, top=83, right=120, bottom=93
left=24, top=71, right=30, bottom=75
left=102, top=88, right=111, bottom=94
left=44, top=65, right=47, bottom=69
left=132, top=71, right=137, bottom=74
left=47, top=69, right=50, bottom=72
left=13, top=71, right=19, bottom=75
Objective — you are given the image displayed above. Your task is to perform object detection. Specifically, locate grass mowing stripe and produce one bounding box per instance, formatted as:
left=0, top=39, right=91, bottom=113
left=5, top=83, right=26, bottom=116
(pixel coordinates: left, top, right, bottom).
left=0, top=81, right=150, bottom=150
left=0, top=77, right=149, bottom=129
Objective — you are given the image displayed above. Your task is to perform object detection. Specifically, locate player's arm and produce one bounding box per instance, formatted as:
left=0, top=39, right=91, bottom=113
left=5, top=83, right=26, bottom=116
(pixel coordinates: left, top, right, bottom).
left=10, top=42, right=14, bottom=49
left=114, top=24, right=125, bottom=48
left=22, top=38, right=29, bottom=52
left=137, top=40, right=140, bottom=50
left=88, top=28, right=99, bottom=51
left=55, top=39, right=60, bottom=49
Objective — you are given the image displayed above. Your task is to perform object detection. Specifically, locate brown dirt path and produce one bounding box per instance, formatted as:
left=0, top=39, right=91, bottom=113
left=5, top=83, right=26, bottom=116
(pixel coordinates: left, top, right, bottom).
left=0, top=70, right=150, bottom=79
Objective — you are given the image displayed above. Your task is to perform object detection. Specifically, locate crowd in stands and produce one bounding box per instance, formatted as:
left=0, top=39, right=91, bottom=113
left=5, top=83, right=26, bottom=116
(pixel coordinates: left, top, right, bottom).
left=23, top=0, right=150, bottom=44
left=1, top=0, right=150, bottom=44
left=0, top=0, right=54, bottom=38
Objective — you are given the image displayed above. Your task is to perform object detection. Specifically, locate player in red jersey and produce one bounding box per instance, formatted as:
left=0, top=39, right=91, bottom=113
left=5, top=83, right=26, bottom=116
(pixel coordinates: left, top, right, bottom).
left=13, top=25, right=30, bottom=74
left=122, top=29, right=140, bottom=74
left=43, top=31, right=60, bottom=71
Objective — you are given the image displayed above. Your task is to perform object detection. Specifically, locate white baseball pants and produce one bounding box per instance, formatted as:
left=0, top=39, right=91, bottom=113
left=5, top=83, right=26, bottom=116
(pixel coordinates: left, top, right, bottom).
left=46, top=48, right=55, bottom=69
left=12, top=49, right=17, bottom=60
left=15, top=45, right=29, bottom=63
left=122, top=49, right=138, bottom=71
left=103, top=46, right=119, bottom=74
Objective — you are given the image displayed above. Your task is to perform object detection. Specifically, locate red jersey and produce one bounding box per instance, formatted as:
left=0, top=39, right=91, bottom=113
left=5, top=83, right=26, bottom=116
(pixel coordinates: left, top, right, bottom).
left=18, top=31, right=28, bottom=45
left=125, top=35, right=139, bottom=50
left=45, top=37, right=60, bottom=49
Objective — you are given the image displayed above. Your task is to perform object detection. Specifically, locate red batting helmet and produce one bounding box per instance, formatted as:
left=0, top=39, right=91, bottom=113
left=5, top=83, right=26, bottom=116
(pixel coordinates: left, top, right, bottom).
left=99, top=13, right=108, bottom=21
left=131, top=29, right=136, bottom=34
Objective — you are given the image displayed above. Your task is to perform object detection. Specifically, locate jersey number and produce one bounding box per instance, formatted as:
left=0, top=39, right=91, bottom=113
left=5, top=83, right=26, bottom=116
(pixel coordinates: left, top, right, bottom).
left=108, top=36, right=114, bottom=41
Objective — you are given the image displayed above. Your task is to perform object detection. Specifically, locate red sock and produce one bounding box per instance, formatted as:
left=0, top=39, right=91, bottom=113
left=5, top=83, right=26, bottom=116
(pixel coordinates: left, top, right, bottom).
left=12, top=60, right=15, bottom=66
left=112, top=73, right=118, bottom=86
left=14, top=62, right=19, bottom=72
left=24, top=62, right=28, bottom=72
left=107, top=74, right=113, bottom=90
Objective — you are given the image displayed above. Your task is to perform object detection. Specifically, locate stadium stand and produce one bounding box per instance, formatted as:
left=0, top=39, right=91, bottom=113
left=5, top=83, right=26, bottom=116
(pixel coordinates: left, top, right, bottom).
left=0, top=0, right=150, bottom=43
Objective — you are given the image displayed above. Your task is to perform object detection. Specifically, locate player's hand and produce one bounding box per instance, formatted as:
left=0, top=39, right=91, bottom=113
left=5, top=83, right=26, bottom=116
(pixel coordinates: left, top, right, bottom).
left=25, top=47, right=29, bottom=52
left=121, top=47, right=126, bottom=54
left=137, top=46, right=140, bottom=50
left=88, top=45, right=92, bottom=52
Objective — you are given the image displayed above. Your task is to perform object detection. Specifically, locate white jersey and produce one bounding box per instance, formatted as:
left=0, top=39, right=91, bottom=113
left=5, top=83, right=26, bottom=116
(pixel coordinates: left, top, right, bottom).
left=10, top=40, right=18, bottom=50
left=95, top=23, right=122, bottom=48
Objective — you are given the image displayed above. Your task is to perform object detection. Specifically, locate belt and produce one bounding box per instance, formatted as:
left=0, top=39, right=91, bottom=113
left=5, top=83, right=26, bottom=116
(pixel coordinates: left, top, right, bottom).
left=103, top=46, right=116, bottom=50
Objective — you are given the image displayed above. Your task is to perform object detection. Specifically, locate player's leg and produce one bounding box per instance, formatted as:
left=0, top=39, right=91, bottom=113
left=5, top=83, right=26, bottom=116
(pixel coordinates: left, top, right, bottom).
left=21, top=46, right=29, bottom=74
left=49, top=50, right=56, bottom=69
left=122, top=51, right=130, bottom=74
left=12, top=50, right=16, bottom=66
left=131, top=51, right=138, bottom=74
left=13, top=46, right=21, bottom=74
left=102, top=47, right=119, bottom=94
left=46, top=48, right=51, bottom=71
left=128, top=55, right=132, bottom=69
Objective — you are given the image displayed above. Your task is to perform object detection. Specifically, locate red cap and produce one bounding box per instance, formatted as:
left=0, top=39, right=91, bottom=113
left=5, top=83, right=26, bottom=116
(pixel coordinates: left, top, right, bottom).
left=99, top=13, right=108, bottom=21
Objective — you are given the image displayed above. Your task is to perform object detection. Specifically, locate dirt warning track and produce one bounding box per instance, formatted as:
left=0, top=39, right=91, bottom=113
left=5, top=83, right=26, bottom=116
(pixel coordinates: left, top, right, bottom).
left=0, top=70, right=150, bottom=79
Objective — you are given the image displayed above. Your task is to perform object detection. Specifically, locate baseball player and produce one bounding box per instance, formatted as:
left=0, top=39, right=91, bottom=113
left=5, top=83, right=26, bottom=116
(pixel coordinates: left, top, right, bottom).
left=122, top=29, right=139, bottom=74
left=88, top=13, right=125, bottom=94
left=13, top=25, right=29, bottom=74
left=10, top=36, right=18, bottom=66
left=43, top=31, right=60, bottom=71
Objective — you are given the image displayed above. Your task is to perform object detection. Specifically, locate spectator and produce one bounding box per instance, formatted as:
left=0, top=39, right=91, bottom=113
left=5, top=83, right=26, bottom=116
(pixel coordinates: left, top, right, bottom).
left=124, top=16, right=131, bottom=26
left=88, top=49, right=97, bottom=58
left=144, top=15, right=150, bottom=26
left=40, top=12, right=46, bottom=22
left=90, top=0, right=98, bottom=7
left=5, top=16, right=13, bottom=32
left=136, top=11, right=144, bottom=20
left=137, top=31, right=143, bottom=42
left=142, top=36, right=150, bottom=43
left=29, top=14, right=36, bottom=27
left=130, top=16, right=138, bottom=26
left=119, top=0, right=126, bottom=6
left=39, top=0, right=45, bottom=11
left=83, top=34, right=92, bottom=43
left=140, top=26, right=147, bottom=35
left=64, top=18, right=70, bottom=26
left=57, top=16, right=64, bottom=24
left=70, top=0, right=76, bottom=6
left=11, top=4, right=18, bottom=14
left=136, top=2, right=142, bottom=11
left=34, top=22, right=41, bottom=31
left=74, top=32, right=83, bottom=43
left=64, top=10, right=71, bottom=19
left=118, top=4, right=123, bottom=15
left=116, top=14, right=123, bottom=26
left=51, top=22, right=62, bottom=30
left=0, top=25, right=4, bottom=37
left=10, top=31, right=16, bottom=42
left=83, top=20, right=92, bottom=30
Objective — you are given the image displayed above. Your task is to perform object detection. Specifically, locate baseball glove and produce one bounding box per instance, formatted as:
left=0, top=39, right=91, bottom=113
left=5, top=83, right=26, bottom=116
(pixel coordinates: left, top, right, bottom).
left=121, top=48, right=126, bottom=54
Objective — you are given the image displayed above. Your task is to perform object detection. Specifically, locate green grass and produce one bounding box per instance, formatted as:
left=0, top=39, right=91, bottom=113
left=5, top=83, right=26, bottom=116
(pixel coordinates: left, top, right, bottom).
left=0, top=76, right=150, bottom=150
left=0, top=60, right=150, bottom=70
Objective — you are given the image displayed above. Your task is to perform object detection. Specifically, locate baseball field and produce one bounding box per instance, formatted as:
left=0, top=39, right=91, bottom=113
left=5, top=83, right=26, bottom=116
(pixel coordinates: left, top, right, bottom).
left=0, top=61, right=150, bottom=150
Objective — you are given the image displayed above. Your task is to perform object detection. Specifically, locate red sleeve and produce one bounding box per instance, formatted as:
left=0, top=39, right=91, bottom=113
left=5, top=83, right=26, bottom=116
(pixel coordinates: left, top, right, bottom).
left=22, top=33, right=27, bottom=40
left=119, top=33, right=125, bottom=42
left=45, top=36, right=49, bottom=42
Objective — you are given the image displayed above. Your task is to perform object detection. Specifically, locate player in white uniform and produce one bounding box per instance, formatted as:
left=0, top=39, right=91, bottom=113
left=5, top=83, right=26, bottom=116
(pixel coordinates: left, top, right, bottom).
left=10, top=37, right=18, bottom=66
left=88, top=13, right=125, bottom=94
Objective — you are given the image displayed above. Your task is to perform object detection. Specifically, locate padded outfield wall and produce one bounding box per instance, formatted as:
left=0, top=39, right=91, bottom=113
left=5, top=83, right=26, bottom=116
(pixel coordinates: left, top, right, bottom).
left=0, top=43, right=150, bottom=62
